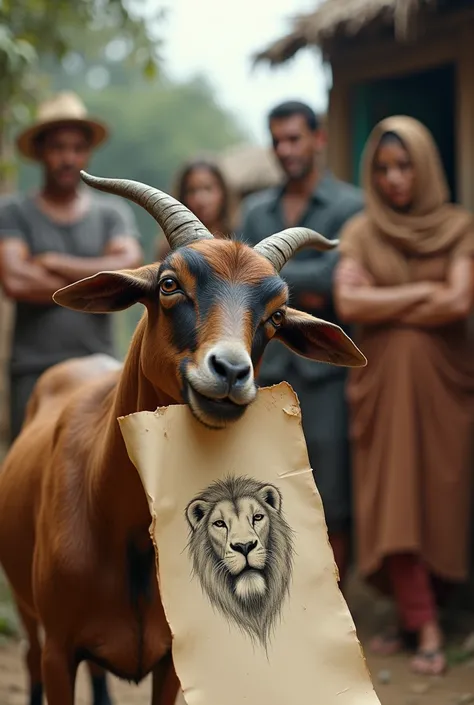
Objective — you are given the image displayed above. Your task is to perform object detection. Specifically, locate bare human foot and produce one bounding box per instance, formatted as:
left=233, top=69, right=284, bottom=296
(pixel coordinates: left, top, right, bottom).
left=410, top=620, right=447, bottom=676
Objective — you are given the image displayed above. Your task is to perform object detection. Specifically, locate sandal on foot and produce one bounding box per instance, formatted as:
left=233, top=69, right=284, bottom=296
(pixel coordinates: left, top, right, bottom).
left=410, top=649, right=447, bottom=676
left=369, top=629, right=403, bottom=656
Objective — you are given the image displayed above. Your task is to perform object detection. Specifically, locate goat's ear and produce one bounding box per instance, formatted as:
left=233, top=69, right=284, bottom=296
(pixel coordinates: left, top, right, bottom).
left=276, top=307, right=367, bottom=368
left=52, top=266, right=157, bottom=313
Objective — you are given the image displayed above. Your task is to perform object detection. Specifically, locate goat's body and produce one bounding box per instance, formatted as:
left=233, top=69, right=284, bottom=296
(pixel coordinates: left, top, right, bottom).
left=0, top=352, right=174, bottom=702
left=0, top=177, right=366, bottom=705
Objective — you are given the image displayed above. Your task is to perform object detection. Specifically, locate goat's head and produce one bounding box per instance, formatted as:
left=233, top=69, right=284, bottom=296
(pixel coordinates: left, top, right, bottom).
left=53, top=172, right=366, bottom=429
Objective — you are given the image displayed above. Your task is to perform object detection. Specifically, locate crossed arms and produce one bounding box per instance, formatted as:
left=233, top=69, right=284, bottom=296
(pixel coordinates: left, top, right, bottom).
left=0, top=236, right=142, bottom=305
left=334, top=256, right=473, bottom=327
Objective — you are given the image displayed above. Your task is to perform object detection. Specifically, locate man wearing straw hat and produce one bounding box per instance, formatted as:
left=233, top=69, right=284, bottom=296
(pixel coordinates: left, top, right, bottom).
left=0, top=91, right=142, bottom=444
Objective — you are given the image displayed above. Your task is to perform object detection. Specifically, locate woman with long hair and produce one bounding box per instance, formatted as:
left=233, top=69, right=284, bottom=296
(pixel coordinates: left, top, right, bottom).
left=156, top=157, right=233, bottom=260
left=334, top=116, right=474, bottom=676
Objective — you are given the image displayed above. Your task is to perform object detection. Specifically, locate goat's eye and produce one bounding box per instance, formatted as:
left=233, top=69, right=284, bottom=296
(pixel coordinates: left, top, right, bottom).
left=270, top=310, right=284, bottom=327
left=213, top=520, right=226, bottom=529
left=159, top=277, right=179, bottom=295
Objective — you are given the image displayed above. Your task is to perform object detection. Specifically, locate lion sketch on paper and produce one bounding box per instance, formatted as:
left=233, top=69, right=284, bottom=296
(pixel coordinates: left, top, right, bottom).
left=185, top=475, right=295, bottom=649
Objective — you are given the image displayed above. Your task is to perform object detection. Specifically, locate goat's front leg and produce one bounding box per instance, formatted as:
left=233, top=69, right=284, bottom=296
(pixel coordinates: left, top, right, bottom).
left=151, top=652, right=180, bottom=705
left=42, top=640, right=77, bottom=705
left=16, top=601, right=43, bottom=705
left=88, top=662, right=113, bottom=705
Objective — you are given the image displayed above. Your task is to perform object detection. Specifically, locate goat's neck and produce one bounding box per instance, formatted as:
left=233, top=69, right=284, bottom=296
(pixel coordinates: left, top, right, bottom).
left=90, top=319, right=175, bottom=538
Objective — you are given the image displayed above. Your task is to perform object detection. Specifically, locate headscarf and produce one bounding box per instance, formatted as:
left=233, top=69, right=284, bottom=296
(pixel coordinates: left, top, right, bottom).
left=339, top=116, right=474, bottom=284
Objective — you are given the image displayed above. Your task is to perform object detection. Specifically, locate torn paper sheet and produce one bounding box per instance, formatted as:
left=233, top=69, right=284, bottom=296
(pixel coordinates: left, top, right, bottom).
left=118, top=381, right=380, bottom=705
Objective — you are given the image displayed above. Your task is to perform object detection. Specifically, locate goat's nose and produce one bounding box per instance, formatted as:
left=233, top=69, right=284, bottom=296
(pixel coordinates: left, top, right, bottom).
left=209, top=354, right=251, bottom=387
left=231, top=540, right=257, bottom=557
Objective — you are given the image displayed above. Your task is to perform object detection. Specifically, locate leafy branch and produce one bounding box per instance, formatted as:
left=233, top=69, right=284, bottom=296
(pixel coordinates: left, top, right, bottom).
left=0, top=0, right=163, bottom=185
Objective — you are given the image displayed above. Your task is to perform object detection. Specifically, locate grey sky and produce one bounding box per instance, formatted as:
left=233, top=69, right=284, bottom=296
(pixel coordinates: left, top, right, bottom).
left=160, top=0, right=328, bottom=145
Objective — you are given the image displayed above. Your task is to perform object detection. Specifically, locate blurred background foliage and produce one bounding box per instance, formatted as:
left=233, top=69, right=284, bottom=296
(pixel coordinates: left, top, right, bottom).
left=1, top=0, right=161, bottom=180
left=1, top=0, right=248, bottom=356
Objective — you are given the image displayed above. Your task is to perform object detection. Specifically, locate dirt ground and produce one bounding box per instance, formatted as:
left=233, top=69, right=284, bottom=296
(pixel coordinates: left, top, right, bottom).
left=0, top=573, right=473, bottom=705
left=0, top=635, right=472, bottom=705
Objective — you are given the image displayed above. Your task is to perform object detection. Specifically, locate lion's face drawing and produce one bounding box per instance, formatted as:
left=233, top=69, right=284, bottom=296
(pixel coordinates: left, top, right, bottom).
left=201, top=492, right=272, bottom=598
left=185, top=476, right=294, bottom=649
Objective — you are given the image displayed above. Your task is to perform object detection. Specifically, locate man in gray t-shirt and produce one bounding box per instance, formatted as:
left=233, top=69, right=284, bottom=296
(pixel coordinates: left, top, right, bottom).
left=0, top=92, right=142, bottom=443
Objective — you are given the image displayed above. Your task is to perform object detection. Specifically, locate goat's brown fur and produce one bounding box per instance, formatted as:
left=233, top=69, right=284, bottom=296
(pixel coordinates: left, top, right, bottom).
left=0, top=238, right=365, bottom=705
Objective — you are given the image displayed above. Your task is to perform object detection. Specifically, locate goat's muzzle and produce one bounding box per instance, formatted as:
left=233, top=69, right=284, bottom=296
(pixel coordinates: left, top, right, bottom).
left=183, top=343, right=257, bottom=429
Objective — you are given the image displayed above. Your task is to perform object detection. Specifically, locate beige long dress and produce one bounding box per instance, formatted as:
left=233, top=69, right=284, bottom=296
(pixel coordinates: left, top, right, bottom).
left=339, top=116, right=474, bottom=583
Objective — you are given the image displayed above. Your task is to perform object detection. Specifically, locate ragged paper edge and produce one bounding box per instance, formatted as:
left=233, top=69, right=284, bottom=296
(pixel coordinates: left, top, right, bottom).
left=264, top=384, right=345, bottom=591
left=117, top=382, right=376, bottom=695
left=117, top=414, right=168, bottom=601
left=117, top=412, right=183, bottom=696
left=253, top=384, right=373, bottom=678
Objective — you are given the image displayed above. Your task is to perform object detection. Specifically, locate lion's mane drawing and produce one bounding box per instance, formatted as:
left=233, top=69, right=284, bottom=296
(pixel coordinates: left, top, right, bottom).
left=185, top=475, right=295, bottom=649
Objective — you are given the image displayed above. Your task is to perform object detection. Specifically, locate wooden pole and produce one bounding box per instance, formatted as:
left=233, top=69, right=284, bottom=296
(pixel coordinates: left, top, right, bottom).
left=0, top=111, right=15, bottom=450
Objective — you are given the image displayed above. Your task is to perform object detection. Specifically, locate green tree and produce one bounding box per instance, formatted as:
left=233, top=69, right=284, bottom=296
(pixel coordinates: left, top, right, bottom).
left=0, top=1, right=162, bottom=439
left=0, top=0, right=161, bottom=189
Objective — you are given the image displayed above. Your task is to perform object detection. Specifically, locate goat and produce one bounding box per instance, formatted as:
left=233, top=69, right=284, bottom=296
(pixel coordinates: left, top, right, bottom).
left=0, top=171, right=366, bottom=705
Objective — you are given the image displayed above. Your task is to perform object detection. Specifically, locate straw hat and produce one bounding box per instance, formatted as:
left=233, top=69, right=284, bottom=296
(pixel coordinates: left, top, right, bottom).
left=16, top=91, right=109, bottom=161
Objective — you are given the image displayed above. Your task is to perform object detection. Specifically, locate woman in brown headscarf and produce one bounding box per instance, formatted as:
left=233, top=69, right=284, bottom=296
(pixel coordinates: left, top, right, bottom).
left=155, top=157, right=235, bottom=260
left=334, top=116, right=474, bottom=676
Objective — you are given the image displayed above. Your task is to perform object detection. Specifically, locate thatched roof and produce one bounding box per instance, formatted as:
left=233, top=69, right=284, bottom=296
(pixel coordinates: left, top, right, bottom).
left=255, top=0, right=438, bottom=66
left=217, top=143, right=283, bottom=197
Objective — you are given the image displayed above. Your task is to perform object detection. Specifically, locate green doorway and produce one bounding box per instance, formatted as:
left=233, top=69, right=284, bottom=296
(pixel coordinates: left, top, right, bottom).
left=351, top=63, right=456, bottom=200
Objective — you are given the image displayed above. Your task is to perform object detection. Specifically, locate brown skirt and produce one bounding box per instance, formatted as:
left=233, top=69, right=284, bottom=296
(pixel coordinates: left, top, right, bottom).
left=348, top=323, right=474, bottom=582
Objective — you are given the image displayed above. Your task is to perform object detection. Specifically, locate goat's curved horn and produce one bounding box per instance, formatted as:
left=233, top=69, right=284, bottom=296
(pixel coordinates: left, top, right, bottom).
left=254, top=227, right=338, bottom=272
left=80, top=171, right=213, bottom=250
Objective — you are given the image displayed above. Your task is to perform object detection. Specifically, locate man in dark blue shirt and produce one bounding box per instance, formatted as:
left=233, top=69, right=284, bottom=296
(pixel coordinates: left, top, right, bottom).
left=240, top=101, right=363, bottom=585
